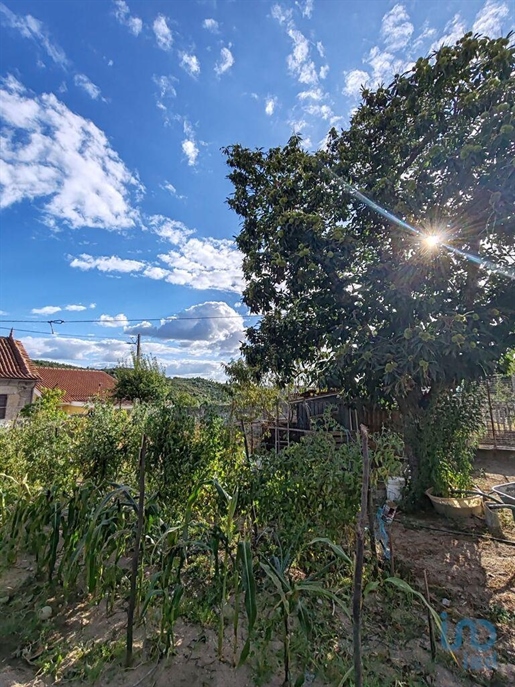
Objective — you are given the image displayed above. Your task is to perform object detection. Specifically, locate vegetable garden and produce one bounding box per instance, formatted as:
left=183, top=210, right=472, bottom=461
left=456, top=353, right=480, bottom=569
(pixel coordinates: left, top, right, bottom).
left=1, top=392, right=513, bottom=687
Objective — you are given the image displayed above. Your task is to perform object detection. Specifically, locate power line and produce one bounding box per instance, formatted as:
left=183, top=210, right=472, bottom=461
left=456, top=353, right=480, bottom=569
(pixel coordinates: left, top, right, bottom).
left=0, top=326, right=139, bottom=341
left=0, top=314, right=259, bottom=325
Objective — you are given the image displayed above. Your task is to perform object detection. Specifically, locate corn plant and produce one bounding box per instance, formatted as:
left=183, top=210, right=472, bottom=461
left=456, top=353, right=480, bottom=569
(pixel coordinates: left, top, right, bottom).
left=212, top=483, right=238, bottom=659
left=259, top=538, right=352, bottom=687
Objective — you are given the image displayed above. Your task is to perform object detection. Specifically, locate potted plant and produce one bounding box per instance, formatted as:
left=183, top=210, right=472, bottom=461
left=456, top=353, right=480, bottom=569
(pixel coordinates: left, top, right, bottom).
left=420, top=384, right=484, bottom=517
left=370, top=429, right=405, bottom=504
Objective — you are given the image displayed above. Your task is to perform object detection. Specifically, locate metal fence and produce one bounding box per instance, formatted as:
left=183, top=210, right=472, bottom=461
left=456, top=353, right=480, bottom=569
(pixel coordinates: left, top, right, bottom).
left=479, top=375, right=515, bottom=450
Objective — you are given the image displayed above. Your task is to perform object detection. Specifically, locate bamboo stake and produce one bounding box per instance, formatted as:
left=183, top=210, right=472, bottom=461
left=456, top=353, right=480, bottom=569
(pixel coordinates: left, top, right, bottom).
left=389, top=526, right=395, bottom=577
left=353, top=425, right=371, bottom=687
left=126, top=434, right=147, bottom=667
left=424, top=570, right=436, bottom=660
left=367, top=484, right=379, bottom=577
left=485, top=378, right=497, bottom=451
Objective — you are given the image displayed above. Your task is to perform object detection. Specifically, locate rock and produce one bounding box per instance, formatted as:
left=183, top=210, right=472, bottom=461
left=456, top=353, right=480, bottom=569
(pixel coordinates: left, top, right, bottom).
left=442, top=598, right=452, bottom=607
left=37, top=605, right=53, bottom=620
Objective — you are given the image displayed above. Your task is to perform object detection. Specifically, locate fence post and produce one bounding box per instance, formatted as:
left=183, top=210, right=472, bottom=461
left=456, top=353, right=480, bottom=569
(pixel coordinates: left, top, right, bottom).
left=352, top=424, right=371, bottom=687
left=485, top=378, right=497, bottom=451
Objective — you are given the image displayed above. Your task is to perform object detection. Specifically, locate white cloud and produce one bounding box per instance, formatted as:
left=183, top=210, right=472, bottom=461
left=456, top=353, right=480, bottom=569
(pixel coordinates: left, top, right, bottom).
left=22, top=335, right=131, bottom=365
left=89, top=303, right=96, bottom=309
left=182, top=139, right=199, bottom=166
left=271, top=5, right=293, bottom=25
left=153, top=74, right=177, bottom=99
left=20, top=323, right=239, bottom=377
left=65, top=304, right=87, bottom=311
left=412, top=23, right=437, bottom=53
left=98, top=313, right=129, bottom=328
left=126, top=302, right=243, bottom=348
left=288, top=118, right=308, bottom=134
left=265, top=97, right=277, bottom=116
left=69, top=254, right=146, bottom=273
left=69, top=210, right=244, bottom=294
left=381, top=4, right=414, bottom=52
left=0, top=310, right=8, bottom=315
left=319, top=64, right=329, bottom=79
left=343, top=69, right=370, bottom=97
left=0, top=76, right=142, bottom=230
left=159, top=237, right=244, bottom=293
left=143, top=266, right=171, bottom=280
left=164, top=360, right=226, bottom=380
left=316, top=41, right=325, bottom=58
left=147, top=214, right=192, bottom=243
left=31, top=305, right=61, bottom=315
left=286, top=28, right=318, bottom=85
left=113, top=0, right=142, bottom=36
left=73, top=74, right=103, bottom=101
left=152, top=75, right=177, bottom=121
left=298, top=88, right=324, bottom=100
left=153, top=15, right=173, bottom=51
left=299, top=0, right=314, bottom=19
left=215, top=47, right=234, bottom=75
left=0, top=2, right=68, bottom=66
left=430, top=14, right=466, bottom=51
left=202, top=18, right=219, bottom=33
left=181, top=120, right=200, bottom=166
left=472, top=0, right=510, bottom=36
left=364, top=46, right=409, bottom=87
left=161, top=181, right=184, bottom=199
left=304, top=103, right=334, bottom=120
left=180, top=53, right=201, bottom=77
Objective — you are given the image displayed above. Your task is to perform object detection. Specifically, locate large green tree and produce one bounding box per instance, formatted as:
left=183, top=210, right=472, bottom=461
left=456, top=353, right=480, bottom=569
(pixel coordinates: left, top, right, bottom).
left=112, top=353, right=170, bottom=404
left=224, top=34, right=514, bottom=485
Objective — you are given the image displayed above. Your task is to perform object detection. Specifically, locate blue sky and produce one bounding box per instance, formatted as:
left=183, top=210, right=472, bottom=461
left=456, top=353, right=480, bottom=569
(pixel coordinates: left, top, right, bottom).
left=0, top=0, right=512, bottom=378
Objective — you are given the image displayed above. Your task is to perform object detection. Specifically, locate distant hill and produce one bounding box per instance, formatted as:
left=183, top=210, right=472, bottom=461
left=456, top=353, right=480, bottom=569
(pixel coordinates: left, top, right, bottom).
left=169, top=376, right=231, bottom=405
left=103, top=366, right=231, bottom=406
left=32, top=360, right=230, bottom=405
left=32, top=360, right=86, bottom=370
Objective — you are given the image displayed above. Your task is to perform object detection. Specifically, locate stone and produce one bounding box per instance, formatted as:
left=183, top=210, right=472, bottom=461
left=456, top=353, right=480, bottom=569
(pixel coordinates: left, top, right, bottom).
left=37, top=605, right=53, bottom=620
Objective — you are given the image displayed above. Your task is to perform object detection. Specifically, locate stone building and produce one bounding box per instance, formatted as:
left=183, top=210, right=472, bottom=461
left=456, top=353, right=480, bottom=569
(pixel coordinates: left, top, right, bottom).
left=0, top=334, right=41, bottom=423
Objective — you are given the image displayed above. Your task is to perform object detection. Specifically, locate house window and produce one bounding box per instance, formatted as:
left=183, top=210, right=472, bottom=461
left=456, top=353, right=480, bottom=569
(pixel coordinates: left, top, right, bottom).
left=0, top=394, right=7, bottom=420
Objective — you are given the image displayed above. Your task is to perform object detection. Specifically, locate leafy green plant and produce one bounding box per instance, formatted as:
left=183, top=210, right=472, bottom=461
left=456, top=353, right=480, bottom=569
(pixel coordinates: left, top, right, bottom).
left=259, top=538, right=351, bottom=687
left=415, top=383, right=485, bottom=497
left=252, top=431, right=363, bottom=548
left=369, top=430, right=404, bottom=486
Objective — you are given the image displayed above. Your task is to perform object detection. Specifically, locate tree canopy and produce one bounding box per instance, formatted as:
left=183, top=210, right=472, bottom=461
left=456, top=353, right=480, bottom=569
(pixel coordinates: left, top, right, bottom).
left=112, top=353, right=170, bottom=404
left=224, top=33, right=514, bottom=413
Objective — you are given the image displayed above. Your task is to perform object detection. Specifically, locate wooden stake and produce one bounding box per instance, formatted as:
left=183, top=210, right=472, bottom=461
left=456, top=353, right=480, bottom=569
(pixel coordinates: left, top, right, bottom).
left=353, top=425, right=371, bottom=687
left=389, top=526, right=395, bottom=577
left=367, top=484, right=379, bottom=577
left=424, top=570, right=436, bottom=661
left=126, top=434, right=147, bottom=667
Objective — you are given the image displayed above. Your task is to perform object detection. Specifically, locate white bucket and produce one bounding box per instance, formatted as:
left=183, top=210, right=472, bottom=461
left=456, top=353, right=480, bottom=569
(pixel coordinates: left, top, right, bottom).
left=386, top=476, right=405, bottom=502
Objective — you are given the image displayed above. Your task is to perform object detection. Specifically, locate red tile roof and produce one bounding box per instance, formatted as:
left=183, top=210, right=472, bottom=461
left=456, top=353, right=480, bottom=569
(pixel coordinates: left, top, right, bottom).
left=36, top=368, right=116, bottom=403
left=0, top=337, right=41, bottom=381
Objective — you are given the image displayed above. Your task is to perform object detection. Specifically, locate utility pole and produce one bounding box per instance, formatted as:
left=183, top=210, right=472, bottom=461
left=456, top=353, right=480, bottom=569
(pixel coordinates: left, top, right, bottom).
left=136, top=333, right=141, bottom=362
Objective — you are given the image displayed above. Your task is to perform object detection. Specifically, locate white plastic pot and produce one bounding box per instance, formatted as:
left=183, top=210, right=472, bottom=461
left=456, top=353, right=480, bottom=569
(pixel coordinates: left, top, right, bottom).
left=386, top=476, right=405, bottom=502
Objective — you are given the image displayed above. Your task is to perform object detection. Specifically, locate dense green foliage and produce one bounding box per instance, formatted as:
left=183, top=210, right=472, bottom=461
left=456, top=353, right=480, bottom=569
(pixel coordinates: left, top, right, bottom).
left=415, top=383, right=485, bottom=497
left=224, top=34, right=515, bottom=492
left=112, top=353, right=170, bottom=404
left=0, top=393, right=448, bottom=685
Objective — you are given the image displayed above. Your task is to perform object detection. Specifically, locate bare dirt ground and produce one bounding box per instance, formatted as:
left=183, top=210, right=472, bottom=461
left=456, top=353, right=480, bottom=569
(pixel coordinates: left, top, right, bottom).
left=1, top=451, right=514, bottom=687
left=393, top=450, right=515, bottom=685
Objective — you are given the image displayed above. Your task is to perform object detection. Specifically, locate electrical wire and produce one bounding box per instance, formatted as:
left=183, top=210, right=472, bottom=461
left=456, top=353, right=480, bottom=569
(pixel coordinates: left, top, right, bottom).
left=0, top=325, right=137, bottom=341
left=0, top=314, right=259, bottom=325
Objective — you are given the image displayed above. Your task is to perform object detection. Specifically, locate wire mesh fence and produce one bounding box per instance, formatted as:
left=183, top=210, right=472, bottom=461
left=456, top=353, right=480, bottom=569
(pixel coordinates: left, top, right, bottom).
left=479, top=375, right=515, bottom=450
